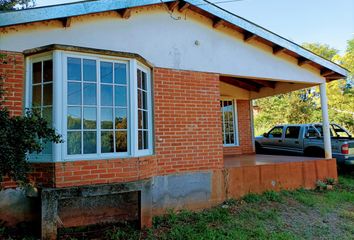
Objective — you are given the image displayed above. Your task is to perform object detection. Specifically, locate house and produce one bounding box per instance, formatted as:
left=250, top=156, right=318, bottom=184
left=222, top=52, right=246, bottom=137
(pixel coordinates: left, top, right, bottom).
left=0, top=0, right=347, bottom=239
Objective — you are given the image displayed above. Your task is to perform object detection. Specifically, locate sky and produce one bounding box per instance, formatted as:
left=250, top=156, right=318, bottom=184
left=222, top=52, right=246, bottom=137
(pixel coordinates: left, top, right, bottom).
left=35, top=0, right=354, bottom=54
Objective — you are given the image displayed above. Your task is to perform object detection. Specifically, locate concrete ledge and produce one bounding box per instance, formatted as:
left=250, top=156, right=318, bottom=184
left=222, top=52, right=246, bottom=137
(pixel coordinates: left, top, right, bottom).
left=41, top=179, right=152, bottom=240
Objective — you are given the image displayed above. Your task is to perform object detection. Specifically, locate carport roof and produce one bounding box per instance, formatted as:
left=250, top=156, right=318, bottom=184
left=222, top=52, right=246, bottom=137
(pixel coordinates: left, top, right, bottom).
left=0, top=0, right=348, bottom=79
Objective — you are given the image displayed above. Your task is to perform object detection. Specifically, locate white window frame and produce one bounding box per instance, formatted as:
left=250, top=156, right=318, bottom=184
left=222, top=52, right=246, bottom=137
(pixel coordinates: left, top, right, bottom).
left=25, top=53, right=55, bottom=162
left=221, top=98, right=239, bottom=147
left=26, top=50, right=153, bottom=162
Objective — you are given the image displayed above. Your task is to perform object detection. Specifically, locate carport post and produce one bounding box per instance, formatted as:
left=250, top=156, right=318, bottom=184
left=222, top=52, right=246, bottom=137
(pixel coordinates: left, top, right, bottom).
left=319, top=82, right=332, bottom=159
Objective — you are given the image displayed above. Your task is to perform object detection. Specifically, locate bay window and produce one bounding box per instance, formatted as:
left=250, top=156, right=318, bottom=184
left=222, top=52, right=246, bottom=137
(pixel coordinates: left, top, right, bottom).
left=27, top=50, right=153, bottom=162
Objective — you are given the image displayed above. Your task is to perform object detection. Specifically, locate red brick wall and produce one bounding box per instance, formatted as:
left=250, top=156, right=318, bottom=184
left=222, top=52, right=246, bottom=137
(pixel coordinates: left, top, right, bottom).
left=154, top=68, right=224, bottom=175
left=0, top=51, right=24, bottom=116
left=223, top=100, right=254, bottom=155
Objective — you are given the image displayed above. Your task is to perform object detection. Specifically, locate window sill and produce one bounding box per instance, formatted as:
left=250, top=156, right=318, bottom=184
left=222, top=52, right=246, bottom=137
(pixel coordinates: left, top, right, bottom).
left=223, top=144, right=240, bottom=147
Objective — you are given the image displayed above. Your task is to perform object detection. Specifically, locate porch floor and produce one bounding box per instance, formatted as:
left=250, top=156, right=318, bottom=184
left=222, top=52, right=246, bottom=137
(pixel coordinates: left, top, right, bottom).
left=224, top=154, right=324, bottom=168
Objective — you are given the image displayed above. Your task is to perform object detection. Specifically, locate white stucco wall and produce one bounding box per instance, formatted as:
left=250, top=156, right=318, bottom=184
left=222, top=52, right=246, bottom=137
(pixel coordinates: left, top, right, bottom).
left=0, top=6, right=325, bottom=84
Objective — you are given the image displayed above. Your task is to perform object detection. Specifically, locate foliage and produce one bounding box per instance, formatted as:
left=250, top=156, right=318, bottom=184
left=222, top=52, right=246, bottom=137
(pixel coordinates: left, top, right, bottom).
left=0, top=87, right=61, bottom=184
left=254, top=38, right=354, bottom=136
left=302, top=42, right=339, bottom=60
left=0, top=0, right=35, bottom=11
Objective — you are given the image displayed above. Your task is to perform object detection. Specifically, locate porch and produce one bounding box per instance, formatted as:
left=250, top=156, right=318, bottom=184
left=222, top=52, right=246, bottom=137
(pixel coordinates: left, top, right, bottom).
left=223, top=154, right=337, bottom=198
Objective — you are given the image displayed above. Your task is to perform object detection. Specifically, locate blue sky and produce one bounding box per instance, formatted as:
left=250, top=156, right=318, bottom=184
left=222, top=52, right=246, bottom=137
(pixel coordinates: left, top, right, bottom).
left=36, top=0, right=354, bottom=53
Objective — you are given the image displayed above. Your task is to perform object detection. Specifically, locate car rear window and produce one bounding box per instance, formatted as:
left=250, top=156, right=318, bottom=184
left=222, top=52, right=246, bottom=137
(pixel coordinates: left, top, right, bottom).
left=285, top=126, right=301, bottom=139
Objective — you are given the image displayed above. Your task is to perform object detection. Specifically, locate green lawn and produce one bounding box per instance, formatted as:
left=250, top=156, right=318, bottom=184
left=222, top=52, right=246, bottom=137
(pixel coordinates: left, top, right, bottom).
left=1, top=174, right=353, bottom=240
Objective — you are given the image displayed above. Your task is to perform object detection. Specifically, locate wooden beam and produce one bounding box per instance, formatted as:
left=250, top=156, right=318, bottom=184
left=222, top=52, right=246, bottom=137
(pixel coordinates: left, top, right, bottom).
left=321, top=69, right=335, bottom=77
left=178, top=2, right=190, bottom=12
left=272, top=45, right=286, bottom=55
left=117, top=8, right=131, bottom=19
left=247, top=79, right=276, bottom=89
left=168, top=1, right=179, bottom=11
left=213, top=18, right=224, bottom=28
left=297, top=57, right=311, bottom=66
left=59, top=17, right=71, bottom=28
left=243, top=31, right=257, bottom=42
left=220, top=76, right=260, bottom=92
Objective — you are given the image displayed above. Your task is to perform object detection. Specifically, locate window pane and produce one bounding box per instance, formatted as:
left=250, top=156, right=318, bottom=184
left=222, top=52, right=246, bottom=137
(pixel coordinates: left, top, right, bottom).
left=101, top=85, right=113, bottom=106
left=138, top=90, right=142, bottom=109
left=83, top=131, right=97, bottom=154
left=67, top=106, right=81, bottom=129
left=42, top=141, right=52, bottom=154
left=43, top=60, right=53, bottom=83
left=43, top=83, right=53, bottom=106
left=32, top=62, right=41, bottom=84
left=285, top=127, right=300, bottom=139
left=83, top=59, right=96, bottom=82
left=114, top=63, right=127, bottom=84
left=142, top=71, right=147, bottom=90
left=143, top=130, right=148, bottom=149
left=115, top=108, right=127, bottom=129
left=225, top=133, right=230, bottom=144
left=230, top=133, right=234, bottom=144
left=115, top=131, right=127, bottom=152
left=67, top=57, right=81, bottom=81
left=68, top=82, right=81, bottom=105
left=138, top=130, right=143, bottom=150
left=83, top=107, right=96, bottom=129
left=67, top=131, right=81, bottom=155
left=138, top=110, right=143, bottom=129
left=100, top=61, right=113, bottom=83
left=269, top=127, right=283, bottom=138
left=101, top=108, right=113, bottom=129
left=115, top=86, right=127, bottom=107
left=32, top=85, right=41, bottom=107
left=83, top=83, right=96, bottom=105
left=137, top=70, right=142, bottom=89
left=42, top=107, right=52, bottom=126
left=101, top=131, right=114, bottom=153
left=143, top=111, right=148, bottom=129
left=142, top=91, right=147, bottom=110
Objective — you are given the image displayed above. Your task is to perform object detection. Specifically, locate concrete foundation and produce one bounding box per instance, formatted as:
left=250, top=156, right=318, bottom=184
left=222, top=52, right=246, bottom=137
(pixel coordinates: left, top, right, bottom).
left=0, top=158, right=338, bottom=240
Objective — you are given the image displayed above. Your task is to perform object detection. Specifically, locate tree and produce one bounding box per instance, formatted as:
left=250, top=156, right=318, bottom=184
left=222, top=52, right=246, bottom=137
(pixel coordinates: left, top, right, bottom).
left=0, top=0, right=35, bottom=11
left=302, top=42, right=339, bottom=60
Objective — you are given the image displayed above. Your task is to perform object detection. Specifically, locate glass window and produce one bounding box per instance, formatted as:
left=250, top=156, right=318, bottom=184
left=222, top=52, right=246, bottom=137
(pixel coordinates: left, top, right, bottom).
left=31, top=59, right=53, bottom=154
left=66, top=57, right=129, bottom=156
left=137, top=69, right=149, bottom=150
left=221, top=100, right=237, bottom=145
left=268, top=127, right=283, bottom=138
left=30, top=53, right=152, bottom=161
left=67, top=57, right=98, bottom=155
left=285, top=126, right=301, bottom=139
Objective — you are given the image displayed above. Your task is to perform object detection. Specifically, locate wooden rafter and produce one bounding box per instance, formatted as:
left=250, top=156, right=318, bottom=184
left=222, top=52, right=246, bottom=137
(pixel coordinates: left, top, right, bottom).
left=117, top=8, right=131, bottom=19
left=178, top=2, right=190, bottom=12
left=220, top=76, right=260, bottom=92
left=168, top=1, right=179, bottom=11
left=321, top=69, right=335, bottom=77
left=59, top=17, right=71, bottom=28
left=243, top=31, right=257, bottom=42
left=247, top=79, right=276, bottom=89
left=272, top=45, right=286, bottom=55
left=213, top=18, right=224, bottom=28
left=297, top=57, right=311, bottom=66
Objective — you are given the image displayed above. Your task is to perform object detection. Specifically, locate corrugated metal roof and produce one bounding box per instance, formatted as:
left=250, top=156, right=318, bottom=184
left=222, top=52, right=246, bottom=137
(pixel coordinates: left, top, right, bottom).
left=0, top=0, right=348, bottom=77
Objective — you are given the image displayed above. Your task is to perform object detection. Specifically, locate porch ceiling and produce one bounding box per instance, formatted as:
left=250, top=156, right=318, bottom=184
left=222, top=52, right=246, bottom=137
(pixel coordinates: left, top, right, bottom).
left=220, top=76, right=276, bottom=92
left=220, top=76, right=318, bottom=100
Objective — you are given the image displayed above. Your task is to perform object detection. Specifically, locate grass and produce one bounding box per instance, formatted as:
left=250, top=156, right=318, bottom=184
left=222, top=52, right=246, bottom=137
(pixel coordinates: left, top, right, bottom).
left=1, top=175, right=353, bottom=240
